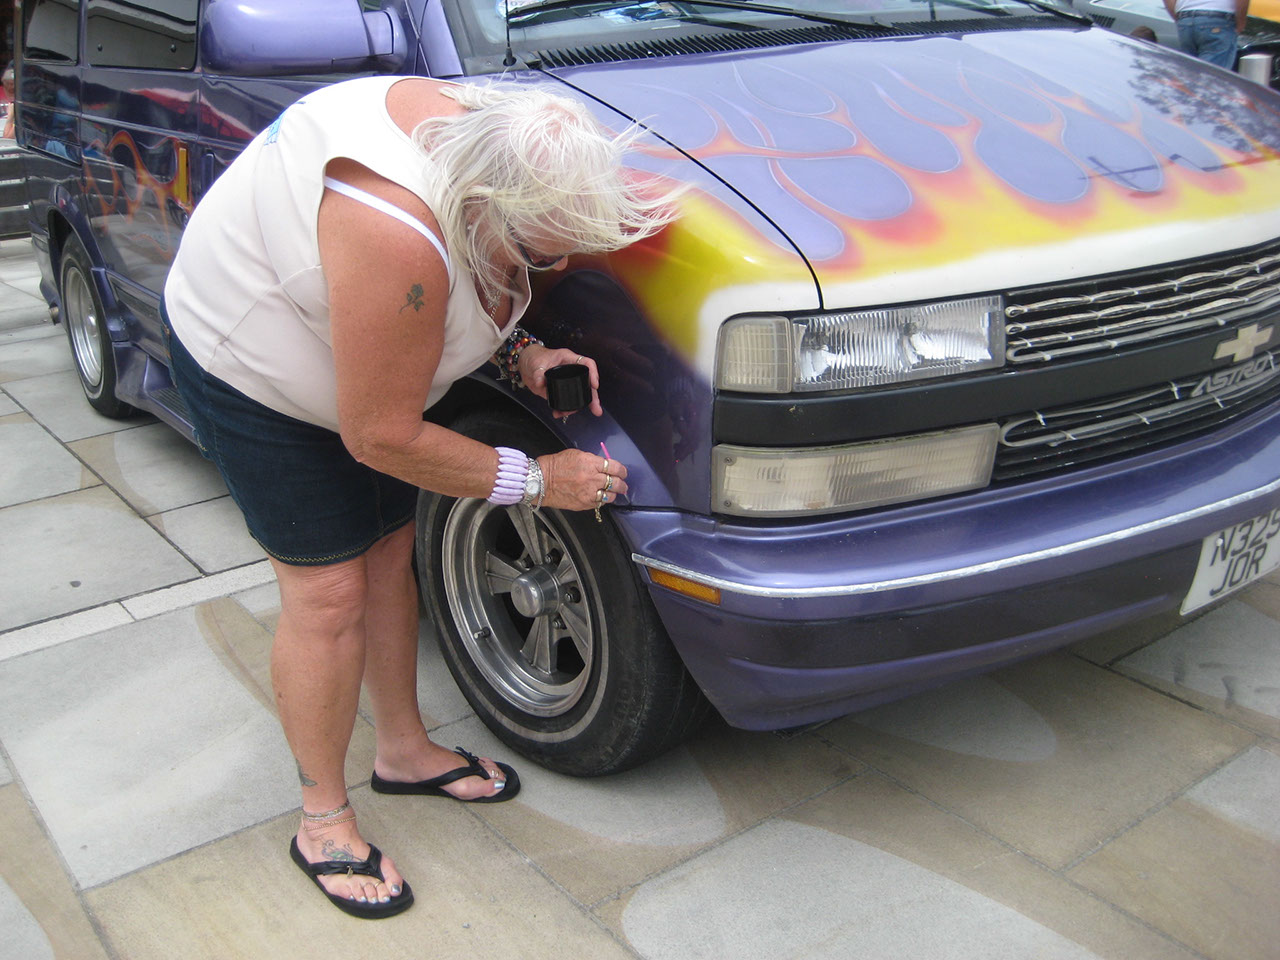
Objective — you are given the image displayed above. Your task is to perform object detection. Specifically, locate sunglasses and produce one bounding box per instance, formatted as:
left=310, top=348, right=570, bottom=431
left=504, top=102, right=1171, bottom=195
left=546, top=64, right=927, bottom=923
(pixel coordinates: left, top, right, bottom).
left=509, top=227, right=569, bottom=270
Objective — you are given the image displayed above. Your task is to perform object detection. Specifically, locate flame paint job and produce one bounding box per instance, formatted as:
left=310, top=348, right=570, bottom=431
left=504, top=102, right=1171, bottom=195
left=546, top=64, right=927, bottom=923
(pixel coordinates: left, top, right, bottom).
left=83, top=130, right=193, bottom=259
left=559, top=30, right=1280, bottom=373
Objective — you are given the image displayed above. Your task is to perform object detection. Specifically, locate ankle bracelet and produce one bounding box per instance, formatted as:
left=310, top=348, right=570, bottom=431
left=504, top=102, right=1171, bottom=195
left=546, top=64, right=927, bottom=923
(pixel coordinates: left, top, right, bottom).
left=301, top=800, right=351, bottom=821
left=301, top=814, right=356, bottom=831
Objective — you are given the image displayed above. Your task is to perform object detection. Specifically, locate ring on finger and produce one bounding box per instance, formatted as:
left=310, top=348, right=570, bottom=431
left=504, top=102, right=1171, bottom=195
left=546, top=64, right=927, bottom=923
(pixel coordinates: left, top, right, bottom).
left=604, top=475, right=614, bottom=493
left=597, top=488, right=607, bottom=505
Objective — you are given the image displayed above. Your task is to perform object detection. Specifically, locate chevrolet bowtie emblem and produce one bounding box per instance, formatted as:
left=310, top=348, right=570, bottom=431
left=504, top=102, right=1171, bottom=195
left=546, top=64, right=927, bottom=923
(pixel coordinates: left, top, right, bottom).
left=1214, top=324, right=1275, bottom=364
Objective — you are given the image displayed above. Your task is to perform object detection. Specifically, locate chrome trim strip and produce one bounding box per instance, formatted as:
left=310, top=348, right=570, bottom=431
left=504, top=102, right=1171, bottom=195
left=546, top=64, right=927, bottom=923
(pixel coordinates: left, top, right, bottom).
left=1004, top=248, right=1280, bottom=364
left=1006, top=252, right=1280, bottom=317
left=630, top=475, right=1280, bottom=599
left=1000, top=351, right=1279, bottom=448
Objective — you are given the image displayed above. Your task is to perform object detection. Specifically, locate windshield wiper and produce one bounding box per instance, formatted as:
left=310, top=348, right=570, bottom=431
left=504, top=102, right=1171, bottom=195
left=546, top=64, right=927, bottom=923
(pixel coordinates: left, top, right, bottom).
left=508, top=0, right=885, bottom=30
left=997, top=0, right=1091, bottom=22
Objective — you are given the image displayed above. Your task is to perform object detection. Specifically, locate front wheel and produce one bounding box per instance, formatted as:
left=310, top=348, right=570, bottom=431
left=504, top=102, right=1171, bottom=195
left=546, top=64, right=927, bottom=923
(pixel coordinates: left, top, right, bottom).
left=416, top=406, right=709, bottom=776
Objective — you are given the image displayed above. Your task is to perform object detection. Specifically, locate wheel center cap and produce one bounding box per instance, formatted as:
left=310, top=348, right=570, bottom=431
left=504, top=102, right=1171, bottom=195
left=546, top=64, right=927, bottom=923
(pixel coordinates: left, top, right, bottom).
left=510, top=566, right=559, bottom=618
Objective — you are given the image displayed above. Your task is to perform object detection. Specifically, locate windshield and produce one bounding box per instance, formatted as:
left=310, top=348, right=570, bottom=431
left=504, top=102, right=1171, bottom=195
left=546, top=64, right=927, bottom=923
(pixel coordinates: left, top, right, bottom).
left=442, top=0, right=1077, bottom=75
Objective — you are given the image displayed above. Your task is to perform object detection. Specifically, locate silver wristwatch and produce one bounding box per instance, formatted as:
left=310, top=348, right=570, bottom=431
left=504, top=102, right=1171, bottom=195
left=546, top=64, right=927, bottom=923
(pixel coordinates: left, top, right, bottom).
left=522, top=457, right=545, bottom=509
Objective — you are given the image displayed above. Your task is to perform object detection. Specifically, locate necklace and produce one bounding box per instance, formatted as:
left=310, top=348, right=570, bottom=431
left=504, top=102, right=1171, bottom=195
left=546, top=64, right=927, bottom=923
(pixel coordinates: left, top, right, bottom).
left=481, top=267, right=517, bottom=316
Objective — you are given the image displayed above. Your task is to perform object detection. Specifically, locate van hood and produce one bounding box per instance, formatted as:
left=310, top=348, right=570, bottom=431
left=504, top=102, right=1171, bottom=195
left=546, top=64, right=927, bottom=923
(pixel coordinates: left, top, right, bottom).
left=550, top=28, right=1280, bottom=315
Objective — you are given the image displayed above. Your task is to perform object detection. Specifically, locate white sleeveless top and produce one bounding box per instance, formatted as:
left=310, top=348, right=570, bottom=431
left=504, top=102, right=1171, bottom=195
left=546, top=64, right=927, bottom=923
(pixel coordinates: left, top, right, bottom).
left=163, top=75, right=529, bottom=431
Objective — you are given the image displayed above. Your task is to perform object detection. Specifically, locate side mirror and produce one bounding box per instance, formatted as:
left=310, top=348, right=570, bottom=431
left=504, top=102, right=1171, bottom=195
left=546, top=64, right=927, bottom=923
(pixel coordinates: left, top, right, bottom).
left=201, top=0, right=408, bottom=76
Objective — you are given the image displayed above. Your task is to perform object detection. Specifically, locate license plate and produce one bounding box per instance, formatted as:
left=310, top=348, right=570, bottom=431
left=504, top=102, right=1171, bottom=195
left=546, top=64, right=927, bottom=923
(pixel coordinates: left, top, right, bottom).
left=1181, top=507, right=1280, bottom=615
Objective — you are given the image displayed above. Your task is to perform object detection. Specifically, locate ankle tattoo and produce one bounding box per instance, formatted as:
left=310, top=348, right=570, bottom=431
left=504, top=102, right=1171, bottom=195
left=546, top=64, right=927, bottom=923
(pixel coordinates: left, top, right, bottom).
left=302, top=814, right=356, bottom=831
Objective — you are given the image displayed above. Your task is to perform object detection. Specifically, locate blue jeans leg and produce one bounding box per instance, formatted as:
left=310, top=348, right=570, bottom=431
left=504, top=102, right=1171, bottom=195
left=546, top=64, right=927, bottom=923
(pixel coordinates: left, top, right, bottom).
left=1177, top=18, right=1239, bottom=69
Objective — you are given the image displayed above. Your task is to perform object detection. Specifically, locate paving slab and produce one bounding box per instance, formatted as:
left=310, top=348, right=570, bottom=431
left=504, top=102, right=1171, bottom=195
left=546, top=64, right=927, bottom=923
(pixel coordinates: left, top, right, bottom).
left=0, top=784, right=111, bottom=960
left=232, top=580, right=281, bottom=635
left=85, top=788, right=634, bottom=960
left=149, top=495, right=266, bottom=573
left=119, top=561, right=274, bottom=620
left=0, top=413, right=99, bottom=508
left=821, top=653, right=1255, bottom=870
left=0, top=877, right=54, bottom=960
left=0, top=602, right=376, bottom=889
left=69, top=421, right=227, bottom=516
left=1068, top=745, right=1280, bottom=960
left=605, top=773, right=1198, bottom=960
left=1240, top=572, right=1280, bottom=620
left=0, top=485, right=197, bottom=632
left=0, top=294, right=52, bottom=329
left=0, top=753, right=10, bottom=787
left=5, top=370, right=155, bottom=441
left=0, top=252, right=44, bottom=282
left=0, top=331, right=74, bottom=383
left=1114, top=599, right=1280, bottom=738
left=0, top=328, right=60, bottom=355
left=2, top=276, right=46, bottom=300
left=0, top=388, right=18, bottom=416
left=132, top=594, right=377, bottom=776
left=0, top=323, right=60, bottom=345
left=438, top=714, right=860, bottom=906
left=0, top=603, right=134, bottom=662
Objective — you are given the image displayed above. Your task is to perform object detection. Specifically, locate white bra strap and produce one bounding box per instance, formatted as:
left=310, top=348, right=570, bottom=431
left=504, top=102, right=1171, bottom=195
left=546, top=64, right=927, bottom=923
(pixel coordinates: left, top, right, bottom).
left=322, top=176, right=453, bottom=286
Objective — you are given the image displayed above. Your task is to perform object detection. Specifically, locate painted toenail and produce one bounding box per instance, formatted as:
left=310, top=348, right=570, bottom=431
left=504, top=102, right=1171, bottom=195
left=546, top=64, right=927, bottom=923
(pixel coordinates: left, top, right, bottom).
left=391, top=885, right=402, bottom=895
left=493, top=781, right=505, bottom=790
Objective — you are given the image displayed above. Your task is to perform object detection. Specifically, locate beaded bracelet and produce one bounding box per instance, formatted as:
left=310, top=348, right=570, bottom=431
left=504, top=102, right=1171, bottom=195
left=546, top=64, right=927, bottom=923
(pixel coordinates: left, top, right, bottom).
left=493, top=326, right=543, bottom=390
left=487, top=446, right=530, bottom=505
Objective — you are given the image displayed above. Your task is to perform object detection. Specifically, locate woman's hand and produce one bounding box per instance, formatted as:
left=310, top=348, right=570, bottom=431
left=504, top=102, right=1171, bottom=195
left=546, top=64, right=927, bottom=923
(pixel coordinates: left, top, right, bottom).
left=537, top=449, right=627, bottom=511
left=518, top=344, right=603, bottom=417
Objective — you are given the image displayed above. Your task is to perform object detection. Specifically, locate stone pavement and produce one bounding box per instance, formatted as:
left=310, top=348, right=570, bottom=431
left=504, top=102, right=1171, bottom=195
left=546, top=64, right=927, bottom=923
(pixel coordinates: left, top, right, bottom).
left=0, top=234, right=1277, bottom=960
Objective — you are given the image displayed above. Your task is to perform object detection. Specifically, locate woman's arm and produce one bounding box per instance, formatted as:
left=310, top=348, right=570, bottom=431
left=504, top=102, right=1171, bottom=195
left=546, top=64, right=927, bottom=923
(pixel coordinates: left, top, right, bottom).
left=320, top=158, right=499, bottom=498
left=319, top=159, right=625, bottom=510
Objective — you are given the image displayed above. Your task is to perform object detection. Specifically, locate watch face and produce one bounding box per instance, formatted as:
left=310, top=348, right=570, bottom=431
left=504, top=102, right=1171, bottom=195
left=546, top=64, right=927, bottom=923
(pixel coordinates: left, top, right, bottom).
left=523, top=459, right=544, bottom=505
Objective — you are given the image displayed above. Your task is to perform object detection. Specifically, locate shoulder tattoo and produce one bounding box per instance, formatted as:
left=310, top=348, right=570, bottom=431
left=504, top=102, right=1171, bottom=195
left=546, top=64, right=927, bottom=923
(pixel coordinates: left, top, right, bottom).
left=400, top=283, right=425, bottom=313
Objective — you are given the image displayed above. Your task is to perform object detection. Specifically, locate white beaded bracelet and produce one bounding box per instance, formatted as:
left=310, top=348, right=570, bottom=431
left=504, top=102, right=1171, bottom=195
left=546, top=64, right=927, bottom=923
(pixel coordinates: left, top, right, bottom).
left=487, top=446, right=530, bottom=505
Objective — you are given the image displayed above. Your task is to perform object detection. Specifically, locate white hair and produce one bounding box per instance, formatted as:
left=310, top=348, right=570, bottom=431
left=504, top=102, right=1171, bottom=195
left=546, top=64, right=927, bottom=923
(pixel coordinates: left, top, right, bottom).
left=412, top=82, right=683, bottom=298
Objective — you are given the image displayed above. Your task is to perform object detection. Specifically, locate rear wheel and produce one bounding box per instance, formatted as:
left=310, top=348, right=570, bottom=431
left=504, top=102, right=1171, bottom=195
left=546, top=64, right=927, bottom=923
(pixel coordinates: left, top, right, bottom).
left=59, top=235, right=133, bottom=418
left=416, top=405, right=709, bottom=776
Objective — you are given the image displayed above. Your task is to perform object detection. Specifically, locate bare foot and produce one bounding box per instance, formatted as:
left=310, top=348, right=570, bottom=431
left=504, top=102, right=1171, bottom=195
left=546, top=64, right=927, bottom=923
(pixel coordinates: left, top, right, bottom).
left=294, top=806, right=406, bottom=905
left=374, top=738, right=509, bottom=800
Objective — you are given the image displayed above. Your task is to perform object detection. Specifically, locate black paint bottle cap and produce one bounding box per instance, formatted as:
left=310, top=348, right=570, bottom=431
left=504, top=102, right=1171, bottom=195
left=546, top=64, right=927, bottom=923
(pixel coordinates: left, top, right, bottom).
left=545, top=363, right=591, bottom=412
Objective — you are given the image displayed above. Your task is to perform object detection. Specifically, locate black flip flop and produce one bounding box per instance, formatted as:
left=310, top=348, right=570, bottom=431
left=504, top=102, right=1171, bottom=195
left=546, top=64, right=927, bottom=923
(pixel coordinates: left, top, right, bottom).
left=289, top=837, right=414, bottom=919
left=370, top=746, right=521, bottom=803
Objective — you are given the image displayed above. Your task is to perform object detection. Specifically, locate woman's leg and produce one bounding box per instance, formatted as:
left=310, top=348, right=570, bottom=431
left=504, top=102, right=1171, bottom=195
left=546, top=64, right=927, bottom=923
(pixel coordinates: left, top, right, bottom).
left=271, top=553, right=404, bottom=904
left=360, top=523, right=508, bottom=798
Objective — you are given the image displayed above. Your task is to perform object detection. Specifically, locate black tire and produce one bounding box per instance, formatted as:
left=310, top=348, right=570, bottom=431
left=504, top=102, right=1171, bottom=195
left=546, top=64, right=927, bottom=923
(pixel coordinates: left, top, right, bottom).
left=59, top=235, right=134, bottom=418
left=416, top=405, right=710, bottom=776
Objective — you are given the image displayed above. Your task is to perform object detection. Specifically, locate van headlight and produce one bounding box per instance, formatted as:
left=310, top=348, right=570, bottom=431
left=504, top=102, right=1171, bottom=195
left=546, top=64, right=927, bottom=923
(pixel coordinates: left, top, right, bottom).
left=712, top=425, right=999, bottom=517
left=716, top=295, right=1004, bottom=392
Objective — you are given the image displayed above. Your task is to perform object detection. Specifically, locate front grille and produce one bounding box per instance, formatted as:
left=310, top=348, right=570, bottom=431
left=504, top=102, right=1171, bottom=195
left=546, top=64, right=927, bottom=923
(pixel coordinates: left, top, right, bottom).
left=1004, top=238, right=1280, bottom=364
left=994, top=349, right=1280, bottom=481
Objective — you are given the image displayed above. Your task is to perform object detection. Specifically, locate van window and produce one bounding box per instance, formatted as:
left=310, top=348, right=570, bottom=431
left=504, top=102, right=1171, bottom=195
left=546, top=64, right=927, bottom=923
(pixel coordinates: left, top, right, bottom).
left=23, top=0, right=80, bottom=63
left=86, top=0, right=197, bottom=70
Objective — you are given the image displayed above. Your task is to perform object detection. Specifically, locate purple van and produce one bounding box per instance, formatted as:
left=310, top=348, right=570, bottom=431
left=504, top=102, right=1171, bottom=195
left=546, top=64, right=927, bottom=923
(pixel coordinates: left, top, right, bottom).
left=15, top=0, right=1280, bottom=774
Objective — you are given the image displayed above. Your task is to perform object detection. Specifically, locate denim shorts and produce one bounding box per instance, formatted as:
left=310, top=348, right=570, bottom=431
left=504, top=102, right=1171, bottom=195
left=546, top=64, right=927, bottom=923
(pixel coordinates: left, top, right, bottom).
left=161, top=306, right=418, bottom=566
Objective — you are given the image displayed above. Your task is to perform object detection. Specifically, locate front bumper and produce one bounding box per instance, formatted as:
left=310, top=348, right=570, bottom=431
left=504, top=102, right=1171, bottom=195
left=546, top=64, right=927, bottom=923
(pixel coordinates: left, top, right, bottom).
left=617, top=402, right=1280, bottom=730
